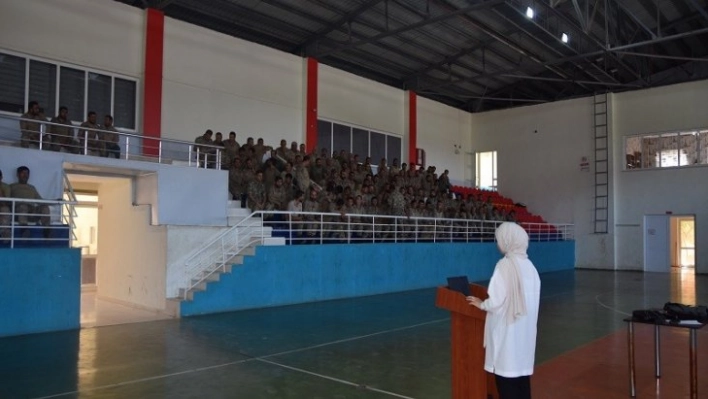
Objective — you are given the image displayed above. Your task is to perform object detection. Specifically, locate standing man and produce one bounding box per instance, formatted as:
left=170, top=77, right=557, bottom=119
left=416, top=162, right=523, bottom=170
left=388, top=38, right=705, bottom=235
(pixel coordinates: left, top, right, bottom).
left=102, top=115, right=121, bottom=159
left=194, top=130, right=214, bottom=167
left=79, top=112, right=103, bottom=156
left=20, top=101, right=47, bottom=149
left=49, top=106, right=78, bottom=153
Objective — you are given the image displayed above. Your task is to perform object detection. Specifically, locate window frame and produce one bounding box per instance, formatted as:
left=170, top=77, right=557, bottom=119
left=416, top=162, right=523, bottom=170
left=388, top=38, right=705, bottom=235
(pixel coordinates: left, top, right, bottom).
left=624, top=128, right=708, bottom=171
left=316, top=117, right=402, bottom=163
left=0, top=48, right=139, bottom=131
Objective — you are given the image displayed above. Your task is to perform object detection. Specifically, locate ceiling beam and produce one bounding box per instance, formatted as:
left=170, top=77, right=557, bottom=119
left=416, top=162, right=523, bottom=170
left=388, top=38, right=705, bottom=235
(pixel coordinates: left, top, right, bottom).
left=313, top=0, right=505, bottom=58
left=494, top=6, right=621, bottom=84
left=534, top=0, right=647, bottom=83
left=294, top=0, right=384, bottom=53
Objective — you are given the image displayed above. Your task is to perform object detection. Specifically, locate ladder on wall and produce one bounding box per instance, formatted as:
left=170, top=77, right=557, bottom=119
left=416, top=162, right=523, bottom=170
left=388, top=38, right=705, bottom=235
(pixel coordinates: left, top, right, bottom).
left=593, top=93, right=609, bottom=234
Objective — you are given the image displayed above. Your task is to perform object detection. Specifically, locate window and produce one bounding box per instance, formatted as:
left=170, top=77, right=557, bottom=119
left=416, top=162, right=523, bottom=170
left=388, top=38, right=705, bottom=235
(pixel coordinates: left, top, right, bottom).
left=625, top=129, right=708, bottom=170
left=476, top=151, right=497, bottom=190
left=317, top=119, right=402, bottom=165
left=114, top=78, right=137, bottom=130
left=87, top=73, right=111, bottom=122
left=0, top=50, right=138, bottom=130
left=60, top=67, right=85, bottom=121
left=0, top=53, right=25, bottom=113
left=29, top=60, right=56, bottom=116
left=317, top=120, right=332, bottom=155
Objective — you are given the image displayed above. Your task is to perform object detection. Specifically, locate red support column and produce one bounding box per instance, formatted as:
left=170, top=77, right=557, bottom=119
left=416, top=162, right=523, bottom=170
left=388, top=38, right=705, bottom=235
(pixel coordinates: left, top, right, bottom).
left=142, top=8, right=164, bottom=157
left=408, top=91, right=418, bottom=165
left=305, top=57, right=318, bottom=154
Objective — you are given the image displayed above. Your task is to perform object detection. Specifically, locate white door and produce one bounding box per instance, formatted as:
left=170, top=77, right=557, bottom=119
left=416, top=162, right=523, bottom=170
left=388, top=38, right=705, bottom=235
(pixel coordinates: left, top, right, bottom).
left=644, top=215, right=670, bottom=272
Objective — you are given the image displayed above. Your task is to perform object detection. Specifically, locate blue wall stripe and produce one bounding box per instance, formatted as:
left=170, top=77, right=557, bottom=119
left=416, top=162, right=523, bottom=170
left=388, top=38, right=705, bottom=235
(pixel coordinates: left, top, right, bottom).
left=181, top=241, right=574, bottom=316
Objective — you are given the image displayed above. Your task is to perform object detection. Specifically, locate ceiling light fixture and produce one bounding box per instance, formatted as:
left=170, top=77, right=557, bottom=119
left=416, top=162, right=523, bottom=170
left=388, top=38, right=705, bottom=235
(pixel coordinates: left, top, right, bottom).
left=526, top=7, right=535, bottom=18
left=561, top=33, right=569, bottom=43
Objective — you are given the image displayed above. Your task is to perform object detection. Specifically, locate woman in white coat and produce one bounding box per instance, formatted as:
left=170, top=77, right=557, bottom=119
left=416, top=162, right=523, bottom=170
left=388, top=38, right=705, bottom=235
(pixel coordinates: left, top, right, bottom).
left=467, top=222, right=541, bottom=399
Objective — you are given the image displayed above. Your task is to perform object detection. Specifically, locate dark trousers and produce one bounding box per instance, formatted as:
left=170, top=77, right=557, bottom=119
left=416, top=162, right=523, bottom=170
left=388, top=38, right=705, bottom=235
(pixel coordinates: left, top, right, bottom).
left=495, top=375, right=531, bottom=399
left=105, top=142, right=121, bottom=159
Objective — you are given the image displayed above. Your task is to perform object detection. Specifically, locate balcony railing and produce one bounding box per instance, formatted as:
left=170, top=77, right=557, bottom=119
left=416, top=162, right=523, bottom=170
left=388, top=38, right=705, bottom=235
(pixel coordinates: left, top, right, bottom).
left=0, top=197, right=77, bottom=249
left=258, top=211, right=574, bottom=244
left=0, top=113, right=225, bottom=169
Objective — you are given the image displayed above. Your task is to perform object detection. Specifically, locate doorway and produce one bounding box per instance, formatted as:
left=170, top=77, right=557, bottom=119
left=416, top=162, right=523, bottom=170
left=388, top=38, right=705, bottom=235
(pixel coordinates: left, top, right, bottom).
left=670, top=216, right=695, bottom=269
left=644, top=214, right=696, bottom=273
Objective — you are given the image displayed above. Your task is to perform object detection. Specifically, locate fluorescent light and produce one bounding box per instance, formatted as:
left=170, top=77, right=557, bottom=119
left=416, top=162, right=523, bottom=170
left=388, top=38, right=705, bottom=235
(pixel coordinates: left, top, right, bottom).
left=561, top=33, right=569, bottom=43
left=526, top=7, right=534, bottom=18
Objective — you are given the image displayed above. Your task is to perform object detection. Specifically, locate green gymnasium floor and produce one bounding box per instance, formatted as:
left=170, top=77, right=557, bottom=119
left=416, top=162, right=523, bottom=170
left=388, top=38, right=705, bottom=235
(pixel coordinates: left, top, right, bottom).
left=0, top=269, right=706, bottom=399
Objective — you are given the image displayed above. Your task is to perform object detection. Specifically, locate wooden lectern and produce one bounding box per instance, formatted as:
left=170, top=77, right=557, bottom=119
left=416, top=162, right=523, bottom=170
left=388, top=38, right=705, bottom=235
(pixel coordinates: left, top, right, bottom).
left=436, top=284, right=498, bottom=399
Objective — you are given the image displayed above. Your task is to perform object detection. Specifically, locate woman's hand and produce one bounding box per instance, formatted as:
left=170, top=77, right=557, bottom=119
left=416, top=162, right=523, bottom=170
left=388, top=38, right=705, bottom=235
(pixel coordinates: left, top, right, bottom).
left=466, top=296, right=483, bottom=309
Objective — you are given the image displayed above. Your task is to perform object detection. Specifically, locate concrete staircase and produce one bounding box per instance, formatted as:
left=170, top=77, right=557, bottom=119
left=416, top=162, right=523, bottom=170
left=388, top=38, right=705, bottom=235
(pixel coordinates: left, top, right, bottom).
left=176, top=200, right=285, bottom=302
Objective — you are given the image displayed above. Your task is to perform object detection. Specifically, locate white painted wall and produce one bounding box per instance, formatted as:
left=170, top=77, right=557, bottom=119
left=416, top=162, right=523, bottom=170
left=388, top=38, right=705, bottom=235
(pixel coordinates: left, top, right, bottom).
left=165, top=225, right=231, bottom=298
left=157, top=167, right=228, bottom=226
left=161, top=17, right=304, bottom=145
left=319, top=64, right=405, bottom=138
left=0, top=0, right=144, bottom=78
left=417, top=97, right=470, bottom=181
left=97, top=179, right=168, bottom=311
left=470, top=96, right=607, bottom=268
left=612, top=80, right=708, bottom=273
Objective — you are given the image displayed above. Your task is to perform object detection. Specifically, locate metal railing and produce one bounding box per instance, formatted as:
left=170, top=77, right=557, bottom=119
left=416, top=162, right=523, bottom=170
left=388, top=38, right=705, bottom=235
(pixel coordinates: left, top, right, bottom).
left=177, top=209, right=573, bottom=299
left=259, top=211, right=574, bottom=244
left=180, top=213, right=267, bottom=299
left=0, top=114, right=225, bottom=169
left=0, top=197, right=77, bottom=248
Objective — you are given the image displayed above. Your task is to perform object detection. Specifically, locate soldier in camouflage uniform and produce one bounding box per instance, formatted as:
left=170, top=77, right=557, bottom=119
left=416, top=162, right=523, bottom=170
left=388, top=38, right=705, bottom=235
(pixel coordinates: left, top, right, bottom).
left=229, top=158, right=247, bottom=205
left=247, top=171, right=267, bottom=213
left=266, top=176, right=288, bottom=212
left=302, top=188, right=320, bottom=242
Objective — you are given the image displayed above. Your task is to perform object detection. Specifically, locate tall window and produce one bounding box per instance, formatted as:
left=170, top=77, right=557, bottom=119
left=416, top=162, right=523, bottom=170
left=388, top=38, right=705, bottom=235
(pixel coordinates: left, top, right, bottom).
left=317, top=119, right=402, bottom=163
left=476, top=151, right=497, bottom=190
left=0, top=50, right=138, bottom=130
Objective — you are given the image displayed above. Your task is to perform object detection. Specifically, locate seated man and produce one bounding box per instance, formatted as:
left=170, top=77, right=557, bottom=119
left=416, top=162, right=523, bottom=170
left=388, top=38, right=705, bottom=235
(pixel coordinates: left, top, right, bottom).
left=0, top=169, right=11, bottom=239
left=101, top=115, right=121, bottom=158
left=20, top=101, right=48, bottom=149
left=49, top=106, right=79, bottom=153
left=9, top=166, right=50, bottom=228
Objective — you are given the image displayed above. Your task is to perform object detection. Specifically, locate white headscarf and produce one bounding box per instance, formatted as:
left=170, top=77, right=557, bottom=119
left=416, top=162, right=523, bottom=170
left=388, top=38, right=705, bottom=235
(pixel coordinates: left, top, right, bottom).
left=495, top=222, right=529, bottom=325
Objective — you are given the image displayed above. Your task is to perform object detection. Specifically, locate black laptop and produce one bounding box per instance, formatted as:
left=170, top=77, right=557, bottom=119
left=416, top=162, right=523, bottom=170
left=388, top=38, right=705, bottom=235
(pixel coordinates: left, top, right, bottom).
left=447, top=276, right=471, bottom=296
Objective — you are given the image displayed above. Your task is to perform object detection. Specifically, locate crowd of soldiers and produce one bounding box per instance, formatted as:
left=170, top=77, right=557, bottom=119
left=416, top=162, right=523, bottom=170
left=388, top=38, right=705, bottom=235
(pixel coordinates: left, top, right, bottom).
left=191, top=130, right=518, bottom=235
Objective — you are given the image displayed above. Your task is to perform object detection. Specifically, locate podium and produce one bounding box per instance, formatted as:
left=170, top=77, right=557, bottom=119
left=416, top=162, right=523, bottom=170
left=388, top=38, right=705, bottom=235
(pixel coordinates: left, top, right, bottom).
left=436, top=284, right=498, bottom=399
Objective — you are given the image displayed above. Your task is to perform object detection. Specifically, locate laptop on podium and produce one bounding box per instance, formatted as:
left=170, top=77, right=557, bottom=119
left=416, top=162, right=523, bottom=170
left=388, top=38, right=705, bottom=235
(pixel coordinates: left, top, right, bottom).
left=446, top=276, right=471, bottom=296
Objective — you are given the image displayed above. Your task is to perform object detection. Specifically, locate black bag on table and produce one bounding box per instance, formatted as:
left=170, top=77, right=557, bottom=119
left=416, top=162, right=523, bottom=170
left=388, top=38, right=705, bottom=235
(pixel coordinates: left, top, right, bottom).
left=663, top=302, right=708, bottom=322
left=632, top=309, right=668, bottom=324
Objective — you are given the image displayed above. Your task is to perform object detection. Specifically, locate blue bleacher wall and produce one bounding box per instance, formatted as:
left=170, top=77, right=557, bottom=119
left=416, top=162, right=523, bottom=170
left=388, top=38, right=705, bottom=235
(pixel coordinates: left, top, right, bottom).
left=180, top=241, right=574, bottom=316
left=0, top=248, right=81, bottom=337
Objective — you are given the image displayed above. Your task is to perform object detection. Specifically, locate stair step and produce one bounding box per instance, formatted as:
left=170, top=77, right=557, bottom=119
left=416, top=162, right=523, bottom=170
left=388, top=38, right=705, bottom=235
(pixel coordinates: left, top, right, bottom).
left=263, top=237, right=286, bottom=246
left=228, top=207, right=252, bottom=217
left=227, top=200, right=247, bottom=209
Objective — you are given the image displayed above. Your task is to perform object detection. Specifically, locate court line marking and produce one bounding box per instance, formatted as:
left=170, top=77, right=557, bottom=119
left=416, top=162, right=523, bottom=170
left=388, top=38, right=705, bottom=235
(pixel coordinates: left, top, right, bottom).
left=594, top=291, right=632, bottom=316
left=31, top=318, right=447, bottom=399
left=256, top=358, right=416, bottom=399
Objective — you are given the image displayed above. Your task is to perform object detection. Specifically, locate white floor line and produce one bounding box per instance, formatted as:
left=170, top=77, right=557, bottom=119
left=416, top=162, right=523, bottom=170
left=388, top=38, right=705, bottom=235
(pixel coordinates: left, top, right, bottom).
left=33, top=358, right=255, bottom=399
left=261, top=318, right=448, bottom=359
left=256, top=358, right=416, bottom=399
left=594, top=292, right=632, bottom=316
left=31, top=318, right=448, bottom=399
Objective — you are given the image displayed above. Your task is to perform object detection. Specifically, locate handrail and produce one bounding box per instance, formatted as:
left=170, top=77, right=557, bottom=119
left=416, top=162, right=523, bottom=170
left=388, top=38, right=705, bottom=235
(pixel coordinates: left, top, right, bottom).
left=0, top=114, right=225, bottom=169
left=0, top=197, right=78, bottom=248
left=176, top=208, right=573, bottom=298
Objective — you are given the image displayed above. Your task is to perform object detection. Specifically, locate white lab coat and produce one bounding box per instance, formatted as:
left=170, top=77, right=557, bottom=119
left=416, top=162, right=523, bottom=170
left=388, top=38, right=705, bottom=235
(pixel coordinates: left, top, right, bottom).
left=480, top=257, right=541, bottom=377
